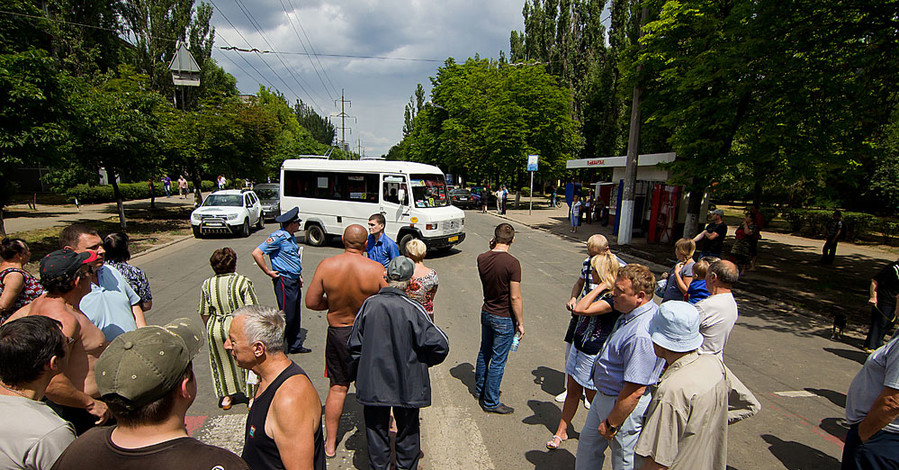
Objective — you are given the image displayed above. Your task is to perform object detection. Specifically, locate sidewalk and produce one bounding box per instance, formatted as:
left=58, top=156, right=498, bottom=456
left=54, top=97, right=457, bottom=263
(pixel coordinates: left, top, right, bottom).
left=494, top=198, right=896, bottom=335
left=3, top=196, right=195, bottom=235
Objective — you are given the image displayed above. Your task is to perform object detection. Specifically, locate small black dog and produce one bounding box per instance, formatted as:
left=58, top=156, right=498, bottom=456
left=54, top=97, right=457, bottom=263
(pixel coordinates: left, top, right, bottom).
left=832, top=313, right=847, bottom=340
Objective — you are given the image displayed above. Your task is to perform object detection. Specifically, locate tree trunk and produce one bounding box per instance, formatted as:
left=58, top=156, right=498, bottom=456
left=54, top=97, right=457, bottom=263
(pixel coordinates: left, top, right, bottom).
left=192, top=173, right=204, bottom=207
left=683, top=186, right=704, bottom=238
left=110, top=179, right=127, bottom=232
left=0, top=204, right=6, bottom=237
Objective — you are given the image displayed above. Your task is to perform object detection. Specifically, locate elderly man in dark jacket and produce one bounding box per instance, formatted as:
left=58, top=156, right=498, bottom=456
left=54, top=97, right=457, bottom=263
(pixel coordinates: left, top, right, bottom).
left=348, top=256, right=449, bottom=470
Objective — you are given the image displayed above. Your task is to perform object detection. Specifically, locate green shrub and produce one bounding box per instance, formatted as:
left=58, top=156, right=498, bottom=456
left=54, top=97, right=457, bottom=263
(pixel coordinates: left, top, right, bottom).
left=67, top=180, right=217, bottom=204
left=519, top=186, right=531, bottom=197
left=780, top=208, right=887, bottom=242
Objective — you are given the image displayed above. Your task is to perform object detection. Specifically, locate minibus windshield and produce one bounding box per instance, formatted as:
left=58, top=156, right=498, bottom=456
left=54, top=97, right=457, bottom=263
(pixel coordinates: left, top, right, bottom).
left=409, top=174, right=449, bottom=208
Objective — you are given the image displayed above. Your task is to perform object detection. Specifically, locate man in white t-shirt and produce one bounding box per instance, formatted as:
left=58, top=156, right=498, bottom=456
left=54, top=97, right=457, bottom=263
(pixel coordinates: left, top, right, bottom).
left=695, top=260, right=740, bottom=359
left=0, top=315, right=76, bottom=469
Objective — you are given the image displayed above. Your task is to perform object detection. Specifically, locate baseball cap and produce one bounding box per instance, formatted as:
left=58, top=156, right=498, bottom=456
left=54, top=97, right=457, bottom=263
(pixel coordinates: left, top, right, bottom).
left=40, top=249, right=98, bottom=281
left=386, top=256, right=414, bottom=282
left=95, top=318, right=204, bottom=409
left=709, top=209, right=724, bottom=217
left=649, top=301, right=703, bottom=353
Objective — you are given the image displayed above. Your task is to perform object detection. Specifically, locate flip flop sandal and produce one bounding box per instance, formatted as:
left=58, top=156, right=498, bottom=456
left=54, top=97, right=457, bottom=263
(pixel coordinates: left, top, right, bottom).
left=546, top=435, right=565, bottom=450
left=218, top=396, right=233, bottom=410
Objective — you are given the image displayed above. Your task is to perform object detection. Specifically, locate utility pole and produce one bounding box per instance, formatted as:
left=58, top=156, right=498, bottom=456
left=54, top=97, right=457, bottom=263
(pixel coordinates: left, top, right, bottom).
left=617, top=6, right=649, bottom=246
left=333, top=89, right=355, bottom=154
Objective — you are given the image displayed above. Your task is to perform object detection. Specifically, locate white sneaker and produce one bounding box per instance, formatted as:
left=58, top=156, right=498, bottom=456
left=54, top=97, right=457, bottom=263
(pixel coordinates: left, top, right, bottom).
left=555, top=390, right=567, bottom=403
left=583, top=391, right=591, bottom=409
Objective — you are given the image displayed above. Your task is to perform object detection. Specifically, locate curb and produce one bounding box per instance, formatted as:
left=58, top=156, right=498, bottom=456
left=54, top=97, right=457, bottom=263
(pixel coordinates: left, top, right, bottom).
left=132, top=234, right=194, bottom=259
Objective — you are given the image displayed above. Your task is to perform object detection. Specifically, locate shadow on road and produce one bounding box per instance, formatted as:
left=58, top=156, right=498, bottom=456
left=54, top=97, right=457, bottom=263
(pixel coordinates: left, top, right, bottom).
left=522, top=399, right=562, bottom=434
left=336, top=392, right=368, bottom=469
left=449, top=362, right=477, bottom=397
left=819, top=417, right=849, bottom=443
left=805, top=387, right=848, bottom=408
left=531, top=366, right=565, bottom=397
left=525, top=448, right=576, bottom=469
left=823, top=347, right=869, bottom=365
left=761, top=434, right=841, bottom=470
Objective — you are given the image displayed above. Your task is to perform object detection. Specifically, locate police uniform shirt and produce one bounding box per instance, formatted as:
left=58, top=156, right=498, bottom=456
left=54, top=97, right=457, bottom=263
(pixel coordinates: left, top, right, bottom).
left=256, top=228, right=302, bottom=279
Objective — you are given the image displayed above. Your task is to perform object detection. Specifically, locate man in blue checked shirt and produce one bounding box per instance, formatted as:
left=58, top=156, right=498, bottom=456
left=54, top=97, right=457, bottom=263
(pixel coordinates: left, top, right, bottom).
left=252, top=207, right=311, bottom=354
left=576, top=264, right=665, bottom=470
left=365, top=213, right=401, bottom=267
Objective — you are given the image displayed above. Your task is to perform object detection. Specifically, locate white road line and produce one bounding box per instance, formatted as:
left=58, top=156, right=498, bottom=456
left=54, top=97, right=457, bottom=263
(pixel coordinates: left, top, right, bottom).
left=773, top=390, right=818, bottom=398
left=422, top=366, right=495, bottom=469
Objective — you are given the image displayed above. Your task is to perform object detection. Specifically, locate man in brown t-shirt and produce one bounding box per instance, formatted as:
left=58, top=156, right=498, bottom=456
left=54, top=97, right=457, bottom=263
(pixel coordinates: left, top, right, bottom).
left=475, top=223, right=524, bottom=414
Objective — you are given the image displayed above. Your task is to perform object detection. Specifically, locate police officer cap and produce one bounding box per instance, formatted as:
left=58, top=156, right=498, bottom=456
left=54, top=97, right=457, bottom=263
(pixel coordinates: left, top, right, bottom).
left=275, top=207, right=301, bottom=224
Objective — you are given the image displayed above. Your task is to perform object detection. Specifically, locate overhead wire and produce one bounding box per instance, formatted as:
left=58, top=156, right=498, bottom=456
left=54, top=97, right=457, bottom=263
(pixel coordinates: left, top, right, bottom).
left=228, top=0, right=327, bottom=114
left=282, top=0, right=341, bottom=99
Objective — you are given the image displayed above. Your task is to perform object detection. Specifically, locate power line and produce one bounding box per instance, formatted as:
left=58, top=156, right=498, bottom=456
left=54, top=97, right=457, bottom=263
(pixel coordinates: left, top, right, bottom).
left=283, top=0, right=341, bottom=99
left=277, top=0, right=338, bottom=101
left=219, top=46, right=445, bottom=63
left=214, top=34, right=277, bottom=91
left=229, top=0, right=328, bottom=114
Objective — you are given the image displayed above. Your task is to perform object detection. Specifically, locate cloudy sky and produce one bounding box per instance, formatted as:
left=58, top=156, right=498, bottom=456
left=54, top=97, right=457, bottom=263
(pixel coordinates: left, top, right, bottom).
left=208, top=0, right=526, bottom=157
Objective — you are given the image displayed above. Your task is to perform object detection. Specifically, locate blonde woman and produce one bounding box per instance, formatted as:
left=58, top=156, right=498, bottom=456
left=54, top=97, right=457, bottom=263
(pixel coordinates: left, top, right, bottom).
left=660, top=238, right=696, bottom=303
left=199, top=247, right=259, bottom=409
left=547, top=252, right=621, bottom=450
left=404, top=239, right=439, bottom=320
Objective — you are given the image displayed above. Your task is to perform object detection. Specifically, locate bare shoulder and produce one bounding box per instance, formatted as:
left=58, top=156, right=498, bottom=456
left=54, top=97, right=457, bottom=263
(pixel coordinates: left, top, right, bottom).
left=273, top=373, right=320, bottom=409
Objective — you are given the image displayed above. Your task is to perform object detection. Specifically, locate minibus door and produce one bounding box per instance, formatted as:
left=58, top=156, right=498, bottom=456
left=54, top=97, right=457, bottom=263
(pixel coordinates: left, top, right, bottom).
left=381, top=174, right=410, bottom=239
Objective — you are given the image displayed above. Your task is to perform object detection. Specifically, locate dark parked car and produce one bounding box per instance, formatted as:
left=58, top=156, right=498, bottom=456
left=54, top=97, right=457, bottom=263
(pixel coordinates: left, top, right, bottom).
left=253, top=183, right=281, bottom=220
left=450, top=189, right=478, bottom=209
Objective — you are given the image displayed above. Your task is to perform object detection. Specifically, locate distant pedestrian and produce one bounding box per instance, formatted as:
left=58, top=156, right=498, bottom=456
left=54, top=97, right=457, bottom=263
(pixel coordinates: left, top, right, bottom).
left=864, top=258, right=899, bottom=352
left=228, top=306, right=325, bottom=470
left=0, top=238, right=42, bottom=322
left=730, top=213, right=758, bottom=275
left=821, top=210, right=843, bottom=265
left=103, top=233, right=152, bottom=313
left=162, top=175, right=172, bottom=197
left=693, top=208, right=727, bottom=258
left=748, top=204, right=765, bottom=268
left=475, top=223, right=524, bottom=414
left=570, top=195, right=581, bottom=233
left=843, top=334, right=899, bottom=469
left=217, top=175, right=227, bottom=190
left=348, top=256, right=449, bottom=470
left=495, top=188, right=503, bottom=214
left=480, top=188, right=488, bottom=213
left=584, top=192, right=593, bottom=224
left=198, top=247, right=258, bottom=410
left=501, top=186, right=508, bottom=214
left=251, top=207, right=309, bottom=354
left=178, top=175, right=188, bottom=198
left=404, top=239, right=439, bottom=321
left=551, top=188, right=557, bottom=208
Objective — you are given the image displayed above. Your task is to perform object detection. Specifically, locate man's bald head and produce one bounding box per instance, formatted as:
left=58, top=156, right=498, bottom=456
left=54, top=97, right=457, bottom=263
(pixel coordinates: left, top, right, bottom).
left=343, top=224, right=368, bottom=250
left=708, top=260, right=739, bottom=287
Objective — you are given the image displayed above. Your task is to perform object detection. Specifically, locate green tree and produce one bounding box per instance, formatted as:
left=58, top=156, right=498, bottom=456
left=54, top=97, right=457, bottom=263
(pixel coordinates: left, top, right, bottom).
left=292, top=99, right=336, bottom=146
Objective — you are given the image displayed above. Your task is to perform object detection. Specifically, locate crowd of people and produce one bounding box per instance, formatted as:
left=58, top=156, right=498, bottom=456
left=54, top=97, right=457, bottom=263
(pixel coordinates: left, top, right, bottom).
left=2, top=202, right=899, bottom=469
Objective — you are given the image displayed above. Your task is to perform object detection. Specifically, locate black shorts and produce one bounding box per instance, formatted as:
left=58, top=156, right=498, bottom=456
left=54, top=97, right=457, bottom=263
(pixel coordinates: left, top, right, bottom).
left=46, top=400, right=115, bottom=435
left=325, top=325, right=353, bottom=386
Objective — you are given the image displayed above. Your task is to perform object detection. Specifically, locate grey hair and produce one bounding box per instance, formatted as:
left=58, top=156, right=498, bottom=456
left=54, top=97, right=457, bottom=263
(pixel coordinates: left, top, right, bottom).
left=233, top=305, right=286, bottom=354
left=388, top=279, right=410, bottom=290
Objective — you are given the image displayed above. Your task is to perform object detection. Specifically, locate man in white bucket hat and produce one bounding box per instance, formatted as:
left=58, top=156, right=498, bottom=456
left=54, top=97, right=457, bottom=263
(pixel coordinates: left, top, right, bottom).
left=635, top=301, right=729, bottom=469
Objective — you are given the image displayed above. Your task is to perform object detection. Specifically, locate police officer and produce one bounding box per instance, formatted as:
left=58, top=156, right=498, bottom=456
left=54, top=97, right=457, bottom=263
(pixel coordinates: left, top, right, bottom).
left=252, top=207, right=311, bottom=354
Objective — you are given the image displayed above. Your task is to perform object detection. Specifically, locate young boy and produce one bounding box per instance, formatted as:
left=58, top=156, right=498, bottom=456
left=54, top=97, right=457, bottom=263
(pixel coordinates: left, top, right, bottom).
left=686, top=259, right=712, bottom=304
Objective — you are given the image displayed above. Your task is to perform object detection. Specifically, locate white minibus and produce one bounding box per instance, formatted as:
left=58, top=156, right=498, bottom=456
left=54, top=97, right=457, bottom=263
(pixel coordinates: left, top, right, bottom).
left=279, top=157, right=466, bottom=252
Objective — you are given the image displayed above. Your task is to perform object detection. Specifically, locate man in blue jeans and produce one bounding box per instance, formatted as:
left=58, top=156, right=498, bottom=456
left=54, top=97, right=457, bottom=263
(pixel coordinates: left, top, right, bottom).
left=475, top=223, right=524, bottom=414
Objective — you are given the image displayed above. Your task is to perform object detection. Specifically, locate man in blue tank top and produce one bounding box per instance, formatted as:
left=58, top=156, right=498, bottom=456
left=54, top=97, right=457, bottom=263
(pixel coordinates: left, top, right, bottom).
left=228, top=305, right=325, bottom=470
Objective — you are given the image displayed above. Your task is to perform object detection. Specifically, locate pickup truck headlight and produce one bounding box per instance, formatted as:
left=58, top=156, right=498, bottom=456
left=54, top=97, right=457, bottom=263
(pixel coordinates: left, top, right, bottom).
left=226, top=213, right=239, bottom=220
left=191, top=213, right=201, bottom=222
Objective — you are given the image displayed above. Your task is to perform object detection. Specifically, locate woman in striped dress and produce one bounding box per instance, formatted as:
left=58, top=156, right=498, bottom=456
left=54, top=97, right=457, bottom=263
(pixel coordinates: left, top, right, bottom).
left=199, top=247, right=259, bottom=409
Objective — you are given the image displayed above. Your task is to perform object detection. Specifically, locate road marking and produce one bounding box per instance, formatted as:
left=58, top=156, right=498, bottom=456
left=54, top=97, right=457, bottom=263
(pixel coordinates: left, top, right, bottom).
left=774, top=390, right=818, bottom=398
left=422, top=366, right=495, bottom=469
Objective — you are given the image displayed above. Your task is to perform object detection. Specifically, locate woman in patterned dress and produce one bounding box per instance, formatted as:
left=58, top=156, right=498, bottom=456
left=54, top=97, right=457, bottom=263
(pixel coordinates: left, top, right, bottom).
left=199, top=247, right=259, bottom=409
left=0, top=238, right=42, bottom=322
left=103, top=233, right=153, bottom=312
left=404, top=239, right=439, bottom=321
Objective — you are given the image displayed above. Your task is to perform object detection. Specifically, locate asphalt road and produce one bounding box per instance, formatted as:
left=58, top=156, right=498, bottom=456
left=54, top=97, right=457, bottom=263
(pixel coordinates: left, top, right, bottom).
left=133, top=211, right=854, bottom=469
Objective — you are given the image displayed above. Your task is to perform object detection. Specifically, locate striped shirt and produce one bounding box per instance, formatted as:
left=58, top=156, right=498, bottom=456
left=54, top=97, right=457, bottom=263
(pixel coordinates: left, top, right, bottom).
left=198, top=273, right=258, bottom=319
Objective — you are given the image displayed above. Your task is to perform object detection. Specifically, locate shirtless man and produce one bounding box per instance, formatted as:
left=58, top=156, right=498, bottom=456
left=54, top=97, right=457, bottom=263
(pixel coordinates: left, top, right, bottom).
left=11, top=249, right=109, bottom=434
left=305, top=224, right=387, bottom=458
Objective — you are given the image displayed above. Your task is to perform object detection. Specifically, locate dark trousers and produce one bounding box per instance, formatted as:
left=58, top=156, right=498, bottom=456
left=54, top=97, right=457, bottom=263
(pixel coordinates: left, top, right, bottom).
left=363, top=406, right=421, bottom=470
left=822, top=239, right=838, bottom=264
left=842, top=424, right=899, bottom=469
left=865, top=301, right=896, bottom=350
left=273, top=276, right=303, bottom=350
left=46, top=400, right=115, bottom=435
